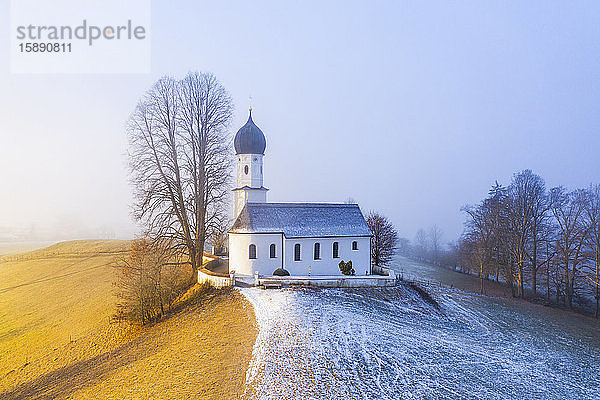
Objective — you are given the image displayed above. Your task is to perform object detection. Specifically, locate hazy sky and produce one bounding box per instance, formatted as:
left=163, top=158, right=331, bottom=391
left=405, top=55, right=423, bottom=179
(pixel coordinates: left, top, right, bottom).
left=1, top=1, right=599, bottom=243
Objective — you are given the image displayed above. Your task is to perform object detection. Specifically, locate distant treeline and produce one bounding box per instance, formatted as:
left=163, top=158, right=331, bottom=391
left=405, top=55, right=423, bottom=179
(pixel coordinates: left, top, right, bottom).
left=458, top=170, right=600, bottom=317
left=400, top=170, right=600, bottom=318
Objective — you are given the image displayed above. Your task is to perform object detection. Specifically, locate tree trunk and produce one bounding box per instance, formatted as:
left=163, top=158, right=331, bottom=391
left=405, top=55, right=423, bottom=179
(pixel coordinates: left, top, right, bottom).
left=495, top=247, right=500, bottom=282
left=518, top=259, right=524, bottom=298
left=546, top=261, right=550, bottom=302
left=480, top=261, right=484, bottom=294
left=565, top=261, right=571, bottom=308
left=546, top=244, right=550, bottom=302
left=596, top=285, right=600, bottom=318
left=532, top=240, right=537, bottom=295
left=596, top=254, right=600, bottom=318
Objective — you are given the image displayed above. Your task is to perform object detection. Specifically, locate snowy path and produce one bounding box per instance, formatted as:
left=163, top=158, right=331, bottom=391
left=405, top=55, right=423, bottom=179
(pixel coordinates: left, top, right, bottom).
left=241, top=283, right=600, bottom=400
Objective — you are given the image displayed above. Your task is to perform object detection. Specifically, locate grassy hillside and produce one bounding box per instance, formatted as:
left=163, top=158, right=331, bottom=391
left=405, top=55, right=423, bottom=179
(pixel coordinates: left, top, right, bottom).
left=0, top=241, right=58, bottom=257
left=0, top=240, right=257, bottom=399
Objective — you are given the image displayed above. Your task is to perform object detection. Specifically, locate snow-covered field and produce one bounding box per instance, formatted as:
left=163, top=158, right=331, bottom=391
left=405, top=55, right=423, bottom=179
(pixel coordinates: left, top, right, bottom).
left=241, top=264, right=600, bottom=399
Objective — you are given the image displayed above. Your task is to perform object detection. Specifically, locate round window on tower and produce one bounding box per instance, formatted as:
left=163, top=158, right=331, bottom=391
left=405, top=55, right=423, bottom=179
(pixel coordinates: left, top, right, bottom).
left=244, top=165, right=249, bottom=175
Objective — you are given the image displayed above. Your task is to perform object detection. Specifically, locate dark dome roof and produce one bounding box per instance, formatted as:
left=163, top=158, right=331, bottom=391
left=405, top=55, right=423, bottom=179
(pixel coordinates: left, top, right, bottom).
left=234, top=110, right=266, bottom=155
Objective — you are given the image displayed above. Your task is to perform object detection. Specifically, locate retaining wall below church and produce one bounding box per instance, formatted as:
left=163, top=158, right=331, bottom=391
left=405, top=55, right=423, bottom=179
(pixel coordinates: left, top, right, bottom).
left=197, top=255, right=234, bottom=288
left=197, top=267, right=233, bottom=288
left=253, top=268, right=397, bottom=288
left=198, top=257, right=397, bottom=288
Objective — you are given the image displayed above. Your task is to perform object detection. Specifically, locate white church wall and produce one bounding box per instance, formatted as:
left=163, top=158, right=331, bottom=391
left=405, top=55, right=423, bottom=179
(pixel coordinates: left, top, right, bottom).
left=228, top=232, right=283, bottom=276
left=283, top=236, right=371, bottom=276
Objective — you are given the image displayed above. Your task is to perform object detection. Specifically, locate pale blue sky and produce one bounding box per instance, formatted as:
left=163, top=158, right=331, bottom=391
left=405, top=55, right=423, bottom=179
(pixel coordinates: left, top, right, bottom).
left=1, top=1, right=599, bottom=243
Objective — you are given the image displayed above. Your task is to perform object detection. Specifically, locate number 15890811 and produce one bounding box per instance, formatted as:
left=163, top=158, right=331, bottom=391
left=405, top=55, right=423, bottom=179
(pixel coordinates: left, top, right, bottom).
left=19, top=42, right=72, bottom=53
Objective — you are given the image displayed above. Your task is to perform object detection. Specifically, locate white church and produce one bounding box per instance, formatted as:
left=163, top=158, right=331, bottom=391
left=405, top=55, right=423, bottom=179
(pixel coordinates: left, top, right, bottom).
left=228, top=109, right=373, bottom=277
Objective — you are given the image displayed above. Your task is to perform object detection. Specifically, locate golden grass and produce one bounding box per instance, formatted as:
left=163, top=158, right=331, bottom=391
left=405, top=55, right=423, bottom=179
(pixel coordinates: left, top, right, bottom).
left=0, top=240, right=257, bottom=399
left=0, top=241, right=58, bottom=257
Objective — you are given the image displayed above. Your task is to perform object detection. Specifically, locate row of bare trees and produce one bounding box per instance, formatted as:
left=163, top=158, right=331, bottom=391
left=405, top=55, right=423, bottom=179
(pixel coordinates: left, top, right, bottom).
left=409, top=225, right=444, bottom=265
left=457, top=170, right=600, bottom=316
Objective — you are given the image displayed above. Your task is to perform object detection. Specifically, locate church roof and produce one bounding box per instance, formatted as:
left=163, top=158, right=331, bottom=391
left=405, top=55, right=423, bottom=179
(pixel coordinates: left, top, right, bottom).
left=234, top=110, right=266, bottom=155
left=230, top=203, right=372, bottom=238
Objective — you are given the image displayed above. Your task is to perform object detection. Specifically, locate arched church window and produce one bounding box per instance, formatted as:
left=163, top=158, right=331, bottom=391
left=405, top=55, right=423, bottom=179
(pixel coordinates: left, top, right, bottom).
left=244, top=165, right=249, bottom=175
left=294, top=244, right=301, bottom=261
left=314, top=243, right=321, bottom=260
left=270, top=244, right=276, bottom=258
left=352, top=241, right=358, bottom=250
left=249, top=244, right=257, bottom=259
left=333, top=242, right=339, bottom=258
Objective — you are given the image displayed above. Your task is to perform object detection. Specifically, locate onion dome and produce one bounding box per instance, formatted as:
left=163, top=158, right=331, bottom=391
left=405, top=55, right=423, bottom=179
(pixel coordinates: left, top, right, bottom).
left=234, top=109, right=266, bottom=155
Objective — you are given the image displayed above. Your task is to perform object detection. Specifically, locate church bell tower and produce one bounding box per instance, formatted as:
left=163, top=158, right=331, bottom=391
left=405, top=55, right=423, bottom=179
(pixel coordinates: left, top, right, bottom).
left=233, top=108, right=268, bottom=220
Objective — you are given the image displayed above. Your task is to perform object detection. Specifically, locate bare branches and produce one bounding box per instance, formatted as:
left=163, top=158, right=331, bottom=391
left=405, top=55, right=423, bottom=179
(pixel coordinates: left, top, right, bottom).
left=456, top=169, right=600, bottom=314
left=366, top=211, right=398, bottom=268
left=113, top=239, right=190, bottom=324
left=549, top=187, right=588, bottom=308
left=126, top=72, right=234, bottom=277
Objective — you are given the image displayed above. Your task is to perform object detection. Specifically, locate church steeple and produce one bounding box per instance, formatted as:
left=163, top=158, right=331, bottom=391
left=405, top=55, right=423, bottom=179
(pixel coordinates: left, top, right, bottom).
left=232, top=108, right=268, bottom=220
left=234, top=109, right=266, bottom=155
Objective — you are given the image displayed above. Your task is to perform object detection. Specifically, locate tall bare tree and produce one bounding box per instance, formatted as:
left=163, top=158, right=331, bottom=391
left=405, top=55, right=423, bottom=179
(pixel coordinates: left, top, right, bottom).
left=127, top=72, right=234, bottom=280
left=524, top=174, right=550, bottom=296
left=583, top=184, right=600, bottom=317
left=428, top=225, right=443, bottom=265
left=487, top=182, right=509, bottom=283
left=462, top=200, right=495, bottom=293
left=414, top=228, right=428, bottom=262
left=506, top=170, right=545, bottom=298
left=366, top=211, right=398, bottom=268
left=550, top=187, right=588, bottom=309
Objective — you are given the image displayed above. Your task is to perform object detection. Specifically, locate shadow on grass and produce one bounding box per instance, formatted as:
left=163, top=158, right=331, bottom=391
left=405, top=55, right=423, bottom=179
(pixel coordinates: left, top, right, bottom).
left=0, top=330, right=161, bottom=400
left=0, top=285, right=233, bottom=400
left=407, top=282, right=441, bottom=310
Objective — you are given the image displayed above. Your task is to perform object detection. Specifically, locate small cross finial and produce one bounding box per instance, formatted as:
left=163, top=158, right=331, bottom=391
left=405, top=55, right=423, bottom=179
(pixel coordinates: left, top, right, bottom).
left=249, top=95, right=253, bottom=113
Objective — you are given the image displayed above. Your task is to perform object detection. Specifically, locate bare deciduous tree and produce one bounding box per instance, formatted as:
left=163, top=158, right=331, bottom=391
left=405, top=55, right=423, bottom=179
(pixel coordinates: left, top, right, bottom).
left=462, top=200, right=495, bottom=293
left=114, top=239, right=189, bottom=324
left=549, top=187, right=588, bottom=309
left=208, top=218, right=230, bottom=256
left=127, top=72, right=234, bottom=280
left=428, top=225, right=443, bottom=265
left=506, top=170, right=546, bottom=298
left=583, top=185, right=600, bottom=316
left=366, top=211, right=398, bottom=268
left=414, top=229, right=428, bottom=262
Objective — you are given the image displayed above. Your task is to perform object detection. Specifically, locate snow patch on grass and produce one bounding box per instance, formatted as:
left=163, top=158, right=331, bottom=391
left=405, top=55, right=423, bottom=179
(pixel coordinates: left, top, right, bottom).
left=241, top=284, right=600, bottom=400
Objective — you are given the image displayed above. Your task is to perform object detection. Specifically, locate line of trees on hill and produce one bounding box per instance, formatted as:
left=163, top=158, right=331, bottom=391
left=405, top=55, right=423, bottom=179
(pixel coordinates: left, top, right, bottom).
left=451, top=170, right=600, bottom=317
